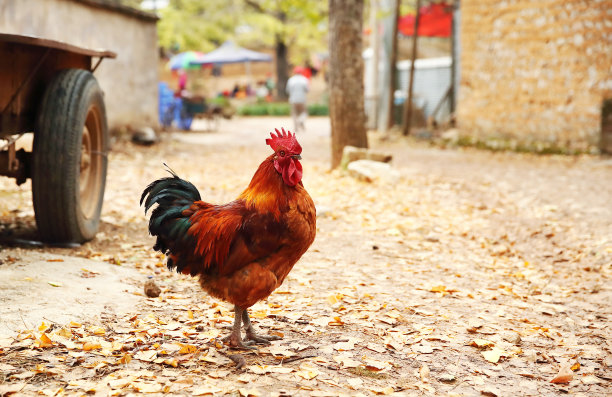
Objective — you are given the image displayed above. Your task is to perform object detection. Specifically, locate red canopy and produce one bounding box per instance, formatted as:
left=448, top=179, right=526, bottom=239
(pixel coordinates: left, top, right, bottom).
left=398, top=3, right=452, bottom=38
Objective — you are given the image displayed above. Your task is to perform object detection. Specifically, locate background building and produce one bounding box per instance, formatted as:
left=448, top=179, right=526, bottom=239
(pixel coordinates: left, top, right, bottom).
left=457, top=0, right=612, bottom=152
left=0, top=0, right=159, bottom=132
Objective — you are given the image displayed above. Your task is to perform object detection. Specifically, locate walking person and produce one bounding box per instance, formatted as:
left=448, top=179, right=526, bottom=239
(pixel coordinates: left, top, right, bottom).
left=286, top=67, right=309, bottom=132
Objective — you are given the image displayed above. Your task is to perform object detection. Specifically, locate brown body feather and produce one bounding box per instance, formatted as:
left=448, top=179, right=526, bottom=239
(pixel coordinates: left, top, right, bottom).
left=168, top=155, right=316, bottom=308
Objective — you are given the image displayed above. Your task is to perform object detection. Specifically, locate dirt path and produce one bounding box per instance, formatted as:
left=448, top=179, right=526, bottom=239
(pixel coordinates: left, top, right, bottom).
left=1, top=116, right=610, bottom=396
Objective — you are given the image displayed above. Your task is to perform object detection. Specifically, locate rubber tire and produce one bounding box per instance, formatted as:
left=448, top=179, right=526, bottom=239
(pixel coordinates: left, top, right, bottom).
left=32, top=69, right=108, bottom=244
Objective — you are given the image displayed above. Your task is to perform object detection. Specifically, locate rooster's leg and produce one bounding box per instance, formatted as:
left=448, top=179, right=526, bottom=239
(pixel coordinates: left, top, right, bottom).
left=242, top=310, right=281, bottom=345
left=223, top=306, right=256, bottom=350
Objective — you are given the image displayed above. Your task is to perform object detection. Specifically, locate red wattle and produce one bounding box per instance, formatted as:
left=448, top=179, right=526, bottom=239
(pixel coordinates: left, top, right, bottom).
left=282, top=159, right=302, bottom=186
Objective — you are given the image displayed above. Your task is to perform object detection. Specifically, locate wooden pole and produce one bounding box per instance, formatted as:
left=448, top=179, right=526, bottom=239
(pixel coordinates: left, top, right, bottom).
left=369, top=0, right=379, bottom=127
left=450, top=1, right=457, bottom=116
left=386, top=0, right=401, bottom=129
left=402, top=0, right=421, bottom=136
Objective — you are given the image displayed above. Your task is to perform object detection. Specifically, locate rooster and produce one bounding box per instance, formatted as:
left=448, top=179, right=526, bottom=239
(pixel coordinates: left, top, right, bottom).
left=141, top=128, right=316, bottom=348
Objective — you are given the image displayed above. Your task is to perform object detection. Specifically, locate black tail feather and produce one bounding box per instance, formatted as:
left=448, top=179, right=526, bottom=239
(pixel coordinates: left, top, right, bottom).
left=141, top=168, right=201, bottom=268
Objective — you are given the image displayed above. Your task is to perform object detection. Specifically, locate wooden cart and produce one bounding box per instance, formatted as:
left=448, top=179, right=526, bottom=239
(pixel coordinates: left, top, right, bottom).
left=0, top=33, right=116, bottom=243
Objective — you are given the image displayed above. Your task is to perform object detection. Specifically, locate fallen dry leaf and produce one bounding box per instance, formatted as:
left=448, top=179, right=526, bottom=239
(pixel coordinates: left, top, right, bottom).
left=296, top=363, right=320, bottom=380
left=412, top=343, right=434, bottom=354
left=333, top=354, right=361, bottom=368
left=117, top=353, right=132, bottom=364
left=550, top=362, right=573, bottom=384
left=369, top=386, right=395, bottom=395
left=107, top=377, right=132, bottom=389
left=177, top=343, right=199, bottom=354
left=580, top=375, right=602, bottom=385
left=134, top=350, right=157, bottom=362
left=239, top=388, right=261, bottom=397
left=247, top=365, right=272, bottom=375
left=132, top=381, right=162, bottom=393
left=269, top=345, right=296, bottom=358
left=482, top=347, right=508, bottom=363
left=470, top=339, right=495, bottom=348
left=363, top=356, right=391, bottom=372
left=419, top=364, right=430, bottom=382
left=82, top=342, right=102, bottom=351
left=268, top=366, right=294, bottom=374
left=347, top=377, right=364, bottom=389
left=37, top=333, right=54, bottom=348
left=192, top=386, right=222, bottom=396
left=366, top=342, right=386, bottom=353
left=88, top=326, right=106, bottom=335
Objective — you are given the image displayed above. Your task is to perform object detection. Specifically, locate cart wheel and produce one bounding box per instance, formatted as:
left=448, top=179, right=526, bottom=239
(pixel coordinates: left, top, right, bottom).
left=32, top=69, right=108, bottom=243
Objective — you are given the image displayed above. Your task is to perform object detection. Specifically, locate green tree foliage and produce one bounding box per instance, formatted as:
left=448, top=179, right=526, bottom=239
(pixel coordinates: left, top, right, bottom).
left=157, top=0, right=243, bottom=52
left=241, top=0, right=328, bottom=64
left=153, top=0, right=327, bottom=99
left=241, top=0, right=328, bottom=99
left=119, top=0, right=328, bottom=100
left=155, top=0, right=327, bottom=61
left=117, top=0, right=329, bottom=63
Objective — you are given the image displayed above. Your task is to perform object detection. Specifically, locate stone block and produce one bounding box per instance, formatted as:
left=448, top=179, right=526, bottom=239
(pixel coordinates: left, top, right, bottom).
left=341, top=146, right=393, bottom=169
left=347, top=160, right=400, bottom=183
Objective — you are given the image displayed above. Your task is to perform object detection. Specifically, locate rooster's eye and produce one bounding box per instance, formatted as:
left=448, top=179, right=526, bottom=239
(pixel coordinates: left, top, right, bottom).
left=279, top=150, right=285, bottom=157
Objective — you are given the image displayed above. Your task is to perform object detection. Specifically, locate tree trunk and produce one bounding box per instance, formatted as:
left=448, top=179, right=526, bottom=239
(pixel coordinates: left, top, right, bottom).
left=275, top=37, right=289, bottom=101
left=275, top=11, right=289, bottom=101
left=329, top=0, right=368, bottom=169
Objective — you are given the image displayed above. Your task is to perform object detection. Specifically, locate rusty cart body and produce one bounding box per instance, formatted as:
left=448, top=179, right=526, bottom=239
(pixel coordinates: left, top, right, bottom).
left=0, top=33, right=116, bottom=243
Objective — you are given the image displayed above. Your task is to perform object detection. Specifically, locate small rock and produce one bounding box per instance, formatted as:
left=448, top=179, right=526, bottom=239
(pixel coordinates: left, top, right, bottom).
left=439, top=374, right=456, bottom=383
left=425, top=234, right=440, bottom=243
left=441, top=128, right=459, bottom=143
left=341, top=146, right=392, bottom=168
left=144, top=279, right=161, bottom=298
left=366, top=151, right=393, bottom=163
left=132, top=127, right=158, bottom=146
left=341, top=146, right=367, bottom=167
left=502, top=331, right=521, bottom=345
left=347, top=160, right=400, bottom=183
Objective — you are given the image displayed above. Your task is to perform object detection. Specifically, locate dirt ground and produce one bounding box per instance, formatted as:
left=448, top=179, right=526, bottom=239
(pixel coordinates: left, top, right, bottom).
left=0, top=116, right=610, bottom=396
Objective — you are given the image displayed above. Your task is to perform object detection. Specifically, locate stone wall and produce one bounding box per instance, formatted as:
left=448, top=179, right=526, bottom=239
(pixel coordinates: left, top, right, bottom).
left=0, top=0, right=158, bottom=130
left=458, top=0, right=612, bottom=152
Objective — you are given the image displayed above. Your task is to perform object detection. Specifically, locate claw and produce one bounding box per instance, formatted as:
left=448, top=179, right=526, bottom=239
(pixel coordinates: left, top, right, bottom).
left=222, top=333, right=257, bottom=350
left=241, top=308, right=283, bottom=345
left=245, top=331, right=282, bottom=345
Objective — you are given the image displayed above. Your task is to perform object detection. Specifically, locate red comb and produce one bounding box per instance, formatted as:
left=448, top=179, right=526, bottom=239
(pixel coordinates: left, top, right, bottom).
left=266, top=128, right=302, bottom=153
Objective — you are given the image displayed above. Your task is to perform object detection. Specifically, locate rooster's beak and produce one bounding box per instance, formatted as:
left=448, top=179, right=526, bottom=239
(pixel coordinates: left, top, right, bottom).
left=293, top=154, right=302, bottom=160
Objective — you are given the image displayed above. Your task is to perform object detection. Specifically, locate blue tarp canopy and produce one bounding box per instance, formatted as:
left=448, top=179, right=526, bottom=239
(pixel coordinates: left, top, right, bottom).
left=193, top=41, right=272, bottom=65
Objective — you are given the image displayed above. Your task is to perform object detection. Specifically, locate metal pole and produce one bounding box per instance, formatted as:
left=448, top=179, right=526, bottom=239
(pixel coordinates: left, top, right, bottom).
left=402, top=0, right=421, bottom=136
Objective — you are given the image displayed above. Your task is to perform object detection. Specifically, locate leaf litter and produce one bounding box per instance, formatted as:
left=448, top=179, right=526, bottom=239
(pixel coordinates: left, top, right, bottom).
left=0, top=119, right=611, bottom=395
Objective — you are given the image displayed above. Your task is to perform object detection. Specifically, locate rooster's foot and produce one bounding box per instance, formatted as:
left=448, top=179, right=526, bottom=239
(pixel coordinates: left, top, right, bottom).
left=222, top=333, right=257, bottom=350
left=241, top=309, right=282, bottom=345
left=245, top=330, right=282, bottom=345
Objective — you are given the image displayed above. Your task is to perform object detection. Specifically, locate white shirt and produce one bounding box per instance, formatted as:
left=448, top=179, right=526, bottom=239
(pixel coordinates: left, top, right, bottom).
left=286, top=74, right=309, bottom=104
